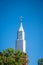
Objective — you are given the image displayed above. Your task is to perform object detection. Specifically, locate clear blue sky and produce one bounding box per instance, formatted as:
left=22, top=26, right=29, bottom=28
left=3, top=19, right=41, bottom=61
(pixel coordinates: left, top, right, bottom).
left=0, top=0, right=43, bottom=65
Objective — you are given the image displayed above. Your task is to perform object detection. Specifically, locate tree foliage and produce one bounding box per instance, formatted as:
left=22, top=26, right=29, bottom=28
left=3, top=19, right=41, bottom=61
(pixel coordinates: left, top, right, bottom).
left=38, top=58, right=43, bottom=65
left=0, top=48, right=28, bottom=65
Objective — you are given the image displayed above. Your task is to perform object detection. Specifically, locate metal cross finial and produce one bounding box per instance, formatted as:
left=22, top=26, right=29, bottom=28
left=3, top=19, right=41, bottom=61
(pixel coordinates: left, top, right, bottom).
left=20, top=16, right=23, bottom=22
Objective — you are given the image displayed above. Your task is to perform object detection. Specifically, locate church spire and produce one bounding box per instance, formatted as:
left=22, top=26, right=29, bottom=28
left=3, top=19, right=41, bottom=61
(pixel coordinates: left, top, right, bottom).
left=16, top=16, right=26, bottom=53
left=19, top=16, right=24, bottom=32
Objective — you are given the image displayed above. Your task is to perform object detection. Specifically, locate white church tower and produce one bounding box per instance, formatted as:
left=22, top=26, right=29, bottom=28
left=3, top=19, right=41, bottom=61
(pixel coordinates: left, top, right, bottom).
left=16, top=16, right=26, bottom=53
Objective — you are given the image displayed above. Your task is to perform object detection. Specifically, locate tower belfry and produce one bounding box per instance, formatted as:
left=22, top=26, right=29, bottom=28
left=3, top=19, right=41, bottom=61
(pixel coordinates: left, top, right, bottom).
left=16, top=16, right=26, bottom=53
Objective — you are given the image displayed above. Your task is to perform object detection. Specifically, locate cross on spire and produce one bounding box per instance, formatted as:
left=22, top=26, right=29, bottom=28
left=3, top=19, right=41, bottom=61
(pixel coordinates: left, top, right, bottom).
left=20, top=16, right=23, bottom=22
